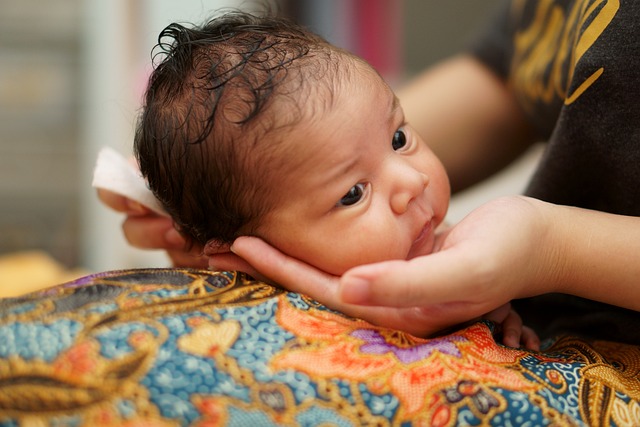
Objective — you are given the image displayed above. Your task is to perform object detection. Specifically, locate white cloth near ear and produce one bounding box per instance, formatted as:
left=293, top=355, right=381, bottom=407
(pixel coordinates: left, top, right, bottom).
left=92, top=146, right=168, bottom=216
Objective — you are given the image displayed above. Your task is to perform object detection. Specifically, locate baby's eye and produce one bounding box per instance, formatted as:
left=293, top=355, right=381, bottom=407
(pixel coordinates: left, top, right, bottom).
left=336, top=183, right=366, bottom=207
left=392, top=128, right=407, bottom=151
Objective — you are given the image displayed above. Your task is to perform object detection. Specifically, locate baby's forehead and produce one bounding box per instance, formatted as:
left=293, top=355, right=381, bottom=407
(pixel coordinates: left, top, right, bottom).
left=260, top=56, right=390, bottom=134
left=238, top=52, right=390, bottom=175
left=277, top=54, right=382, bottom=113
left=263, top=62, right=389, bottom=153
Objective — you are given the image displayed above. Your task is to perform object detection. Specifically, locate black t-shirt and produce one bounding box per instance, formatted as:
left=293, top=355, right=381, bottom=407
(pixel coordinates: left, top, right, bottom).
left=472, top=0, right=640, bottom=214
left=469, top=0, right=640, bottom=343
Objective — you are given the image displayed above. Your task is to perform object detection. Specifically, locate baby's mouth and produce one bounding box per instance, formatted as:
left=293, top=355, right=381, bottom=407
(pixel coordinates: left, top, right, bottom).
left=407, top=220, right=434, bottom=259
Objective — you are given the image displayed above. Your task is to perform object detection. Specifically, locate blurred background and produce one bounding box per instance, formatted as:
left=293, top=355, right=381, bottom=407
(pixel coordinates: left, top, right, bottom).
left=0, top=0, right=541, bottom=279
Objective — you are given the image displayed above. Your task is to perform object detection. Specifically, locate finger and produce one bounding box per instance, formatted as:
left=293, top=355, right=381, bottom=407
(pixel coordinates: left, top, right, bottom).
left=231, top=236, right=342, bottom=306
left=339, top=248, right=484, bottom=308
left=208, top=252, right=266, bottom=280
left=208, top=252, right=249, bottom=271
left=122, top=216, right=185, bottom=250
left=482, top=302, right=511, bottom=324
left=97, top=189, right=150, bottom=216
left=500, top=309, right=523, bottom=348
left=167, top=249, right=209, bottom=269
left=521, top=326, right=541, bottom=351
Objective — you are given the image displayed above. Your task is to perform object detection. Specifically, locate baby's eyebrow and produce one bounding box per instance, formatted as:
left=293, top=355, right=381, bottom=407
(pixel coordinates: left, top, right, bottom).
left=391, top=95, right=400, bottom=114
left=388, top=94, right=402, bottom=124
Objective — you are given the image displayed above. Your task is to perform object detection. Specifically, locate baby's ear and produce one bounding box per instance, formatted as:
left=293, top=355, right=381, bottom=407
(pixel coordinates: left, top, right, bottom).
left=203, top=239, right=232, bottom=255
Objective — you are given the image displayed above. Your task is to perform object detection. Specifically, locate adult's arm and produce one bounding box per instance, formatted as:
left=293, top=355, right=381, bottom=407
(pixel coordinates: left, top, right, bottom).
left=337, top=196, right=640, bottom=313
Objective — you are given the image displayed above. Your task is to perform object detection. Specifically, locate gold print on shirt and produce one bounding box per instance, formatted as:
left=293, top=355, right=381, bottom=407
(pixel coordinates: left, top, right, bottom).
left=511, top=0, right=619, bottom=109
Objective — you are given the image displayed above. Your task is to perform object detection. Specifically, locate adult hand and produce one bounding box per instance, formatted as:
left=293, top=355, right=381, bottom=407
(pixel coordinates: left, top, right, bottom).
left=230, top=222, right=542, bottom=350
left=97, top=188, right=208, bottom=268
left=339, top=196, right=559, bottom=315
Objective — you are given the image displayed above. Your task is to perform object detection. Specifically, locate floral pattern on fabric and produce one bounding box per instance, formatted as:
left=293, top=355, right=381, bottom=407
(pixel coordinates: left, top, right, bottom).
left=0, top=268, right=639, bottom=426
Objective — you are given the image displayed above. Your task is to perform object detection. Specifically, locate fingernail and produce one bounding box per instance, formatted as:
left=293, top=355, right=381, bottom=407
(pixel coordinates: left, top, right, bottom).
left=230, top=236, right=252, bottom=254
left=126, top=199, right=147, bottom=214
left=340, top=276, right=371, bottom=304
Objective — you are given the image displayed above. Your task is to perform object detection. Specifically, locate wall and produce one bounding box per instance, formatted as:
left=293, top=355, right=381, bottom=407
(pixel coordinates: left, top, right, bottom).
left=0, top=0, right=81, bottom=266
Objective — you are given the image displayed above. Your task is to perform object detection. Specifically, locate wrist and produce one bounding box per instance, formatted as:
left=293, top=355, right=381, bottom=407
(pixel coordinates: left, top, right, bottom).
left=547, top=203, right=618, bottom=297
left=539, top=202, right=574, bottom=294
left=533, top=202, right=640, bottom=311
left=518, top=197, right=569, bottom=296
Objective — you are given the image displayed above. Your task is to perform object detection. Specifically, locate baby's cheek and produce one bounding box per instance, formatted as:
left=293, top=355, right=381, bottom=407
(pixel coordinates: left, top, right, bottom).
left=310, top=224, right=408, bottom=275
left=353, top=238, right=407, bottom=268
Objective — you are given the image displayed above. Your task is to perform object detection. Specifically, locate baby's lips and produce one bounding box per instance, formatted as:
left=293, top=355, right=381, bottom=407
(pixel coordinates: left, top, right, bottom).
left=414, top=220, right=432, bottom=243
left=407, top=219, right=435, bottom=259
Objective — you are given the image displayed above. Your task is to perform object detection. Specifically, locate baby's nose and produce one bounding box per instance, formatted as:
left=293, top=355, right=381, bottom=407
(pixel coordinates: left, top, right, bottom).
left=391, top=172, right=429, bottom=214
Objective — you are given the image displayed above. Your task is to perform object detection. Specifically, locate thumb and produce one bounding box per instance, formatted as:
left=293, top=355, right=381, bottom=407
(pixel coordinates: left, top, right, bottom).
left=339, top=247, right=481, bottom=307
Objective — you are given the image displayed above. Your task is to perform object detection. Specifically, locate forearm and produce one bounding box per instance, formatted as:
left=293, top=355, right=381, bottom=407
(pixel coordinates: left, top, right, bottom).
left=397, top=55, right=536, bottom=192
left=541, top=202, right=640, bottom=311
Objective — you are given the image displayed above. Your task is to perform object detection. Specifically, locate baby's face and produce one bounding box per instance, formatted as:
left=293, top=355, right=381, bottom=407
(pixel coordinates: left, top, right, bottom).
left=254, top=59, right=450, bottom=276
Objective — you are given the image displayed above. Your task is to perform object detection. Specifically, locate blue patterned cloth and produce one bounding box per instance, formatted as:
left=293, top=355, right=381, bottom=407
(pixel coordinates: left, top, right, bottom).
left=1, top=268, right=639, bottom=426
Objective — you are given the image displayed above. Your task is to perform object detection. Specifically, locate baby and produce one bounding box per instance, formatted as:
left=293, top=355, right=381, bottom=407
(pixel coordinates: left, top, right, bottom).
left=135, top=11, right=450, bottom=277
left=130, top=10, right=538, bottom=348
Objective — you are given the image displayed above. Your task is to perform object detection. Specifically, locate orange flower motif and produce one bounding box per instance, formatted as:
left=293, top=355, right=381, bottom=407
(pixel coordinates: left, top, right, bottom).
left=52, top=340, right=100, bottom=379
left=271, top=298, right=541, bottom=420
left=192, top=396, right=227, bottom=427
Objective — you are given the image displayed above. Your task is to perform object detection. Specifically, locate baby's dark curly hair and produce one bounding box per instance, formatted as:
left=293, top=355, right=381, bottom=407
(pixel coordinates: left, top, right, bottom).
left=134, top=11, right=352, bottom=249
